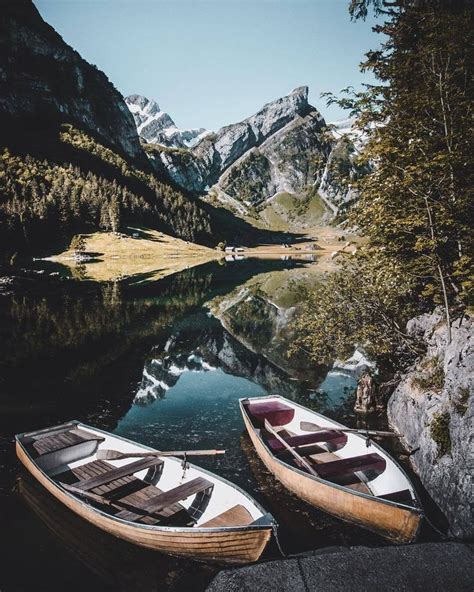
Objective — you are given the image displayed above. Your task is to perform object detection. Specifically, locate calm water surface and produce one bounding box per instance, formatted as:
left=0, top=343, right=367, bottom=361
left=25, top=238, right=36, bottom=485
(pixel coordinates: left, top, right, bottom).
left=0, top=258, right=437, bottom=592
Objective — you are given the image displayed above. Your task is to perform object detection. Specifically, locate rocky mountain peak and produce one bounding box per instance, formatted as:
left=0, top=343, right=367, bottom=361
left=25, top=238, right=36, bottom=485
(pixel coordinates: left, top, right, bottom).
left=147, top=85, right=331, bottom=198
left=126, top=94, right=157, bottom=113
left=125, top=94, right=207, bottom=149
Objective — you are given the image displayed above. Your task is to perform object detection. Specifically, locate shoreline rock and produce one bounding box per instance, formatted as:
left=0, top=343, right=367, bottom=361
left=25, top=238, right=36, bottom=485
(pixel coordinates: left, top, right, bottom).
left=387, top=309, right=473, bottom=539
left=206, top=543, right=474, bottom=591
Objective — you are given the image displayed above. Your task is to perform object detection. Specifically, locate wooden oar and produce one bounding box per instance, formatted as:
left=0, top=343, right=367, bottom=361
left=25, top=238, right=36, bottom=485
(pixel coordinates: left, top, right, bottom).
left=300, top=421, right=399, bottom=438
left=97, top=448, right=225, bottom=461
left=264, top=419, right=319, bottom=477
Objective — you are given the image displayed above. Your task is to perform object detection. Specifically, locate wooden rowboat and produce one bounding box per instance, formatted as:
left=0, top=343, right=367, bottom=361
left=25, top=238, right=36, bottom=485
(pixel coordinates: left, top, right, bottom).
left=15, top=421, right=275, bottom=564
left=240, top=395, right=423, bottom=543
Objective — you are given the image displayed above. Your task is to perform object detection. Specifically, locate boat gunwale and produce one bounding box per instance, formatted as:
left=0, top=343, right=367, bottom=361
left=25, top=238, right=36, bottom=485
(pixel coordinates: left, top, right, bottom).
left=16, top=420, right=276, bottom=535
left=239, top=395, right=424, bottom=516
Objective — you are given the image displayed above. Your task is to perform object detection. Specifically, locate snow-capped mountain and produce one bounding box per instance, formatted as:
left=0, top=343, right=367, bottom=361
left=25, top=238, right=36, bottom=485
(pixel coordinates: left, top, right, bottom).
left=125, top=94, right=209, bottom=148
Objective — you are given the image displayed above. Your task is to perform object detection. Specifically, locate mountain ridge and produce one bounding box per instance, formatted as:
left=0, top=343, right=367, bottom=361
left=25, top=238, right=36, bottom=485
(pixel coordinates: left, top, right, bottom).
left=0, top=0, right=143, bottom=163
left=127, top=86, right=362, bottom=220
left=125, top=94, right=209, bottom=148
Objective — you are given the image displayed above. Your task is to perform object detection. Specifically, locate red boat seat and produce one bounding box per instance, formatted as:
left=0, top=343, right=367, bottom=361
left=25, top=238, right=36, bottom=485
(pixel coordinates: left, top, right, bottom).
left=246, top=400, right=295, bottom=427
left=379, top=489, right=414, bottom=506
left=267, top=430, right=347, bottom=453
left=315, top=453, right=386, bottom=480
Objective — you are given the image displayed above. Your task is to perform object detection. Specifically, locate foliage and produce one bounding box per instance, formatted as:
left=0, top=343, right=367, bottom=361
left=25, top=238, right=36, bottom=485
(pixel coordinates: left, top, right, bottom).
left=411, top=355, right=445, bottom=391
left=452, top=386, right=470, bottom=416
left=291, top=251, right=421, bottom=367
left=351, top=0, right=473, bottom=311
left=295, top=0, right=473, bottom=367
left=224, top=151, right=272, bottom=204
left=430, top=411, right=451, bottom=457
left=323, top=136, right=370, bottom=204
left=69, top=234, right=85, bottom=253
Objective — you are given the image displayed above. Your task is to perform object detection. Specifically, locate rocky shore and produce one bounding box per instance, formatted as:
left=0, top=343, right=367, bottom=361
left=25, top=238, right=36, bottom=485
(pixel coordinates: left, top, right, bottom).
left=388, top=310, right=473, bottom=539
left=207, top=543, right=473, bottom=591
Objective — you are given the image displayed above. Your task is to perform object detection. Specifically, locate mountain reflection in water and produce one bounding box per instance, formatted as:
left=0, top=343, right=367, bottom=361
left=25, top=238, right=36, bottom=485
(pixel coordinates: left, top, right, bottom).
left=0, top=257, right=371, bottom=592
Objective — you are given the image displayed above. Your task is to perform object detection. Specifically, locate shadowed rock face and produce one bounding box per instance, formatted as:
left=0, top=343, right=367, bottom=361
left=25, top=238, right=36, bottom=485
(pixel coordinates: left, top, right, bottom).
left=0, top=0, right=143, bottom=161
left=388, top=310, right=473, bottom=539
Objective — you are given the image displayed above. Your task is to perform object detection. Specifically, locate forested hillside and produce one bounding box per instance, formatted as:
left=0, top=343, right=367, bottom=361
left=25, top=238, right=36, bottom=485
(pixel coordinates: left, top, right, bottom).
left=0, top=125, right=213, bottom=260
left=0, top=1, right=213, bottom=261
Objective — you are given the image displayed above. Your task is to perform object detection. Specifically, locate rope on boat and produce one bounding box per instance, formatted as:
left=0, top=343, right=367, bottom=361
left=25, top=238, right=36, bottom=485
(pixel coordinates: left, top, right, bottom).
left=272, top=522, right=288, bottom=557
left=423, top=513, right=449, bottom=540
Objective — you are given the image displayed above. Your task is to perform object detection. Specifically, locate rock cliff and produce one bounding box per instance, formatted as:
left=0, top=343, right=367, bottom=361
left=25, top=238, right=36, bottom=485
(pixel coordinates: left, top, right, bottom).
left=218, top=109, right=329, bottom=206
left=387, top=309, right=473, bottom=539
left=125, top=94, right=208, bottom=148
left=0, top=0, right=143, bottom=162
left=129, top=87, right=339, bottom=213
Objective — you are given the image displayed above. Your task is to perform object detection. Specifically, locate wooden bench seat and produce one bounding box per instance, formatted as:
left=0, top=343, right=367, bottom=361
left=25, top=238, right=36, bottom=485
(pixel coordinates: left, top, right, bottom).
left=246, top=400, right=295, bottom=427
left=200, top=505, right=254, bottom=528
left=73, top=457, right=164, bottom=491
left=28, top=428, right=105, bottom=458
left=58, top=460, right=193, bottom=526
left=115, top=476, right=214, bottom=521
left=267, top=430, right=347, bottom=453
left=315, top=453, right=386, bottom=480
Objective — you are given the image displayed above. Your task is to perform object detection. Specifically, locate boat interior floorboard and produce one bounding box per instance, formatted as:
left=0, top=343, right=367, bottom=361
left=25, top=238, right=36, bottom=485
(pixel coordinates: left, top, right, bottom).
left=55, top=459, right=195, bottom=526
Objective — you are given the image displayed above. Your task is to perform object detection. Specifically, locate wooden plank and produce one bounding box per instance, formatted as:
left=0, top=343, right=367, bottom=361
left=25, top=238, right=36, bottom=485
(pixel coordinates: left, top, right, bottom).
left=263, top=419, right=319, bottom=477
left=31, top=428, right=105, bottom=457
left=114, top=477, right=213, bottom=520
left=74, top=457, right=164, bottom=491
left=65, top=460, right=189, bottom=523
left=200, top=505, right=254, bottom=528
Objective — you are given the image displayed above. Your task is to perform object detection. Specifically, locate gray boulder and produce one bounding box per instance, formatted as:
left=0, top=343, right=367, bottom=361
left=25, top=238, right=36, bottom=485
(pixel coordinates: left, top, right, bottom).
left=388, top=309, right=473, bottom=538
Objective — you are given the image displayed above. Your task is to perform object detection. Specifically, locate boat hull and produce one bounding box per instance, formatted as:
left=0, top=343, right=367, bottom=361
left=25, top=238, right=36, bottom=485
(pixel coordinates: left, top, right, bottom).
left=240, top=404, right=422, bottom=544
left=16, top=439, right=272, bottom=565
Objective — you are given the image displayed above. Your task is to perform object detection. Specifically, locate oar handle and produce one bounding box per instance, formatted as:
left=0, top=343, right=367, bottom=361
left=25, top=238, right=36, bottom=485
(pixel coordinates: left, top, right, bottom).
left=299, top=421, right=398, bottom=438
left=341, top=429, right=399, bottom=437
left=158, top=450, right=226, bottom=457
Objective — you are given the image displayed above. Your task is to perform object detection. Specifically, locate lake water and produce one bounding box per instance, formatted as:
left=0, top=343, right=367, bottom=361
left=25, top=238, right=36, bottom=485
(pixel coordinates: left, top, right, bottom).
left=0, top=258, right=438, bottom=591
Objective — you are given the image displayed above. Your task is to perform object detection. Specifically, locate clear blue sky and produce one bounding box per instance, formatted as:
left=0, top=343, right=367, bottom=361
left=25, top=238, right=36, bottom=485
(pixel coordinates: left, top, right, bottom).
left=35, top=0, right=380, bottom=131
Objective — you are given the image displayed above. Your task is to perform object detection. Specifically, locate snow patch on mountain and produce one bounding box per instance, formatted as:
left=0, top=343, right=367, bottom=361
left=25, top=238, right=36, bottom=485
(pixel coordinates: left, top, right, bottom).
left=125, top=94, right=208, bottom=148
left=329, top=117, right=367, bottom=150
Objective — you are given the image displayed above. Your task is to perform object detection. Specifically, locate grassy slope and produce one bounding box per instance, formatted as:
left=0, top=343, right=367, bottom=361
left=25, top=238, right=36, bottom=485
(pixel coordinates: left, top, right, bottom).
left=51, top=227, right=218, bottom=283
left=257, top=190, right=329, bottom=232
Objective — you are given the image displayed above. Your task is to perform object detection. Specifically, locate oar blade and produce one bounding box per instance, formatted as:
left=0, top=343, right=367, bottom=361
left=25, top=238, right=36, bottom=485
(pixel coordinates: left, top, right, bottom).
left=96, top=449, right=124, bottom=460
left=300, top=421, right=322, bottom=432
